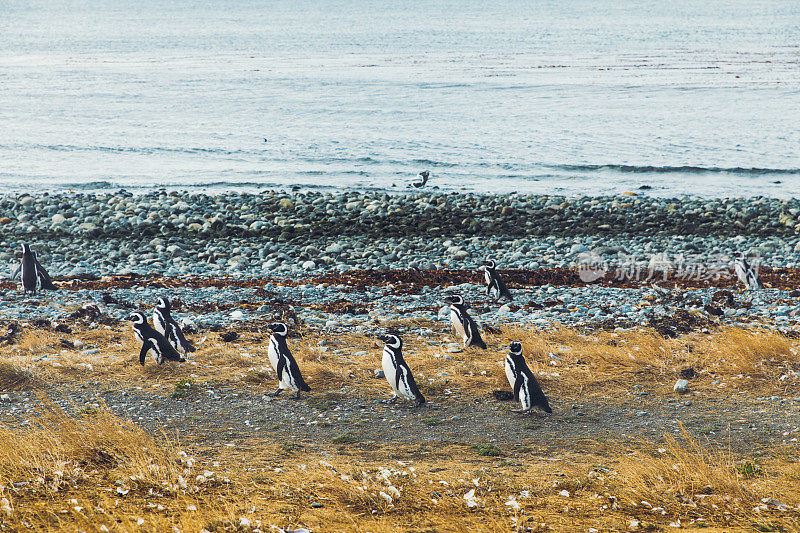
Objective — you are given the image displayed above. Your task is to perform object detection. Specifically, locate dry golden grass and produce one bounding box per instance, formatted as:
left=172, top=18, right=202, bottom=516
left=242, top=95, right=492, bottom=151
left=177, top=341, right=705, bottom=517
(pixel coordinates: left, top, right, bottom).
left=0, top=400, right=797, bottom=532
left=3, top=321, right=799, bottom=403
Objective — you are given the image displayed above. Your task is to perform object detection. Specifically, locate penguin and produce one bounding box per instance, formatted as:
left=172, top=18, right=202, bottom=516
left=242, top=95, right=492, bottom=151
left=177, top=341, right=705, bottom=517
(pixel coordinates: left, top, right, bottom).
left=129, top=311, right=185, bottom=366
left=378, top=333, right=426, bottom=407
left=153, top=297, right=196, bottom=355
left=18, top=244, right=39, bottom=294
left=443, top=294, right=487, bottom=349
left=504, top=341, right=552, bottom=414
left=13, top=245, right=56, bottom=293
left=266, top=322, right=310, bottom=398
left=734, top=255, right=760, bottom=290
left=410, top=170, right=430, bottom=188
left=481, top=258, right=513, bottom=301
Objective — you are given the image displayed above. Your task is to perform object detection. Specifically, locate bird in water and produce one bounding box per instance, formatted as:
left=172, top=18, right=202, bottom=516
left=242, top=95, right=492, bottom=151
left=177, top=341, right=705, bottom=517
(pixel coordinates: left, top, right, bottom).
left=410, top=170, right=430, bottom=188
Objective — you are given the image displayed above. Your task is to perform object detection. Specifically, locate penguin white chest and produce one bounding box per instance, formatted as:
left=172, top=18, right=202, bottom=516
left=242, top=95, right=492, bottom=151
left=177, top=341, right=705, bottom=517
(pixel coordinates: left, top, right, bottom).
left=267, top=337, right=280, bottom=373
left=450, top=309, right=466, bottom=340
left=483, top=270, right=492, bottom=287
left=382, top=349, right=398, bottom=393
left=153, top=311, right=167, bottom=336
left=504, top=356, right=516, bottom=390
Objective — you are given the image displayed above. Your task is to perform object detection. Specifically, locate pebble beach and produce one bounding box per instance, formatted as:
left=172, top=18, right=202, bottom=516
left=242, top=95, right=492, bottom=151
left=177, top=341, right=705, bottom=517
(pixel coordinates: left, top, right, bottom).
left=0, top=190, right=799, bottom=336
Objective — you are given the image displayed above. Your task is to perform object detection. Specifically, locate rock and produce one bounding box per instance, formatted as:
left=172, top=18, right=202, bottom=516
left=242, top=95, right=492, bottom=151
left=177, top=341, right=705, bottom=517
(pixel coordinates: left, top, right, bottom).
left=498, top=304, right=511, bottom=314
left=76, top=222, right=97, bottom=232
left=81, top=349, right=100, bottom=356
left=673, top=379, right=689, bottom=394
left=374, top=369, right=385, bottom=379
left=301, top=260, right=316, bottom=270
left=0, top=394, right=10, bottom=402
left=0, top=218, right=12, bottom=225
left=279, top=198, right=294, bottom=210
left=51, top=214, right=66, bottom=224
left=230, top=310, right=244, bottom=320
left=325, top=243, right=343, bottom=253
left=570, top=244, right=588, bottom=254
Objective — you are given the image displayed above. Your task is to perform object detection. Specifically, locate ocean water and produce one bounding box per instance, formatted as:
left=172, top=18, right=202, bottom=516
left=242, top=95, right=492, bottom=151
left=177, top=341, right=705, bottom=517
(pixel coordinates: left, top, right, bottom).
left=1, top=0, right=799, bottom=197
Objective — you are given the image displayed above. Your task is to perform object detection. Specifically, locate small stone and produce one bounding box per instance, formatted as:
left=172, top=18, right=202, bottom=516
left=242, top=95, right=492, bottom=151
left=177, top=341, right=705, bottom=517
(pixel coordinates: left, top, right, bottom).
left=310, top=502, right=324, bottom=508
left=81, top=349, right=100, bottom=356
left=673, top=379, right=689, bottom=394
left=374, top=369, right=385, bottom=379
left=0, top=394, right=11, bottom=402
left=0, top=218, right=12, bottom=225
left=302, top=260, right=316, bottom=270
left=279, top=198, right=294, bottom=210
left=51, top=214, right=66, bottom=224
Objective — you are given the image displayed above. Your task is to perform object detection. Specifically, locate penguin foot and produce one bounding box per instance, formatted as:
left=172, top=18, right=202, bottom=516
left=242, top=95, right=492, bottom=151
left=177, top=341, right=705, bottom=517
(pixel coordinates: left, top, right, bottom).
left=266, top=388, right=283, bottom=397
left=291, top=392, right=303, bottom=400
left=511, top=408, right=532, bottom=414
left=382, top=397, right=398, bottom=405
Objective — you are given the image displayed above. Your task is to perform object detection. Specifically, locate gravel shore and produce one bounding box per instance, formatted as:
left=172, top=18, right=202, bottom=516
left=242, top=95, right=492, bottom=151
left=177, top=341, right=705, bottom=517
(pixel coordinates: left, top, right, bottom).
left=0, top=191, right=798, bottom=333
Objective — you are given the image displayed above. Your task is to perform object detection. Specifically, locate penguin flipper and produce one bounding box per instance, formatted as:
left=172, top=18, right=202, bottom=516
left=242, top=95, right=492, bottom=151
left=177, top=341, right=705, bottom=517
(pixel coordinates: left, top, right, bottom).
left=403, top=367, right=426, bottom=405
left=528, top=375, right=553, bottom=413
left=513, top=374, right=524, bottom=403
left=289, top=357, right=310, bottom=392
left=276, top=354, right=287, bottom=384
left=139, top=341, right=151, bottom=365
left=497, top=278, right=513, bottom=301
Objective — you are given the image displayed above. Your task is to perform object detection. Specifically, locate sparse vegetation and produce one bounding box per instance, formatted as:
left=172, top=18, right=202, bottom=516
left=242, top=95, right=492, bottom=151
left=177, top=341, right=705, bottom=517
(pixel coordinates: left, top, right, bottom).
left=472, top=443, right=505, bottom=457
left=0, top=323, right=798, bottom=531
left=171, top=377, right=198, bottom=398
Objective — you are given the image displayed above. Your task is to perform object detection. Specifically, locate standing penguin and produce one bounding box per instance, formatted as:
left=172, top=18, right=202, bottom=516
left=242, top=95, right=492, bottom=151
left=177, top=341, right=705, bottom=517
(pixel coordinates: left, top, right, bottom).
left=504, top=341, right=552, bottom=414
left=266, top=322, right=310, bottom=398
left=734, top=255, right=760, bottom=290
left=481, top=258, right=513, bottom=301
left=443, top=294, right=487, bottom=349
left=19, top=244, right=39, bottom=294
left=129, top=311, right=186, bottom=366
left=378, top=333, right=426, bottom=407
left=14, top=244, right=56, bottom=293
left=153, top=297, right=196, bottom=355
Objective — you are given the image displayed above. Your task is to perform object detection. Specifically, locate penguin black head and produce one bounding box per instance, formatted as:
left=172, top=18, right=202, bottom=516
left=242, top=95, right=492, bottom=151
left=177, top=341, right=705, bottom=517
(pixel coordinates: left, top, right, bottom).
left=378, top=333, right=402, bottom=350
left=156, top=296, right=170, bottom=311
left=268, top=322, right=289, bottom=337
left=482, top=258, right=496, bottom=270
left=509, top=341, right=523, bottom=357
left=419, top=170, right=429, bottom=179
left=21, top=243, right=32, bottom=255
left=129, top=312, right=147, bottom=325
left=443, top=294, right=465, bottom=307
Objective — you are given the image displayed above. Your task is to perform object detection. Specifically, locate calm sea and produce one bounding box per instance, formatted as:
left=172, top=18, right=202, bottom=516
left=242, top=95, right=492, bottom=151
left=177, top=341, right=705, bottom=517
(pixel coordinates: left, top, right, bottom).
left=1, top=0, right=799, bottom=197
